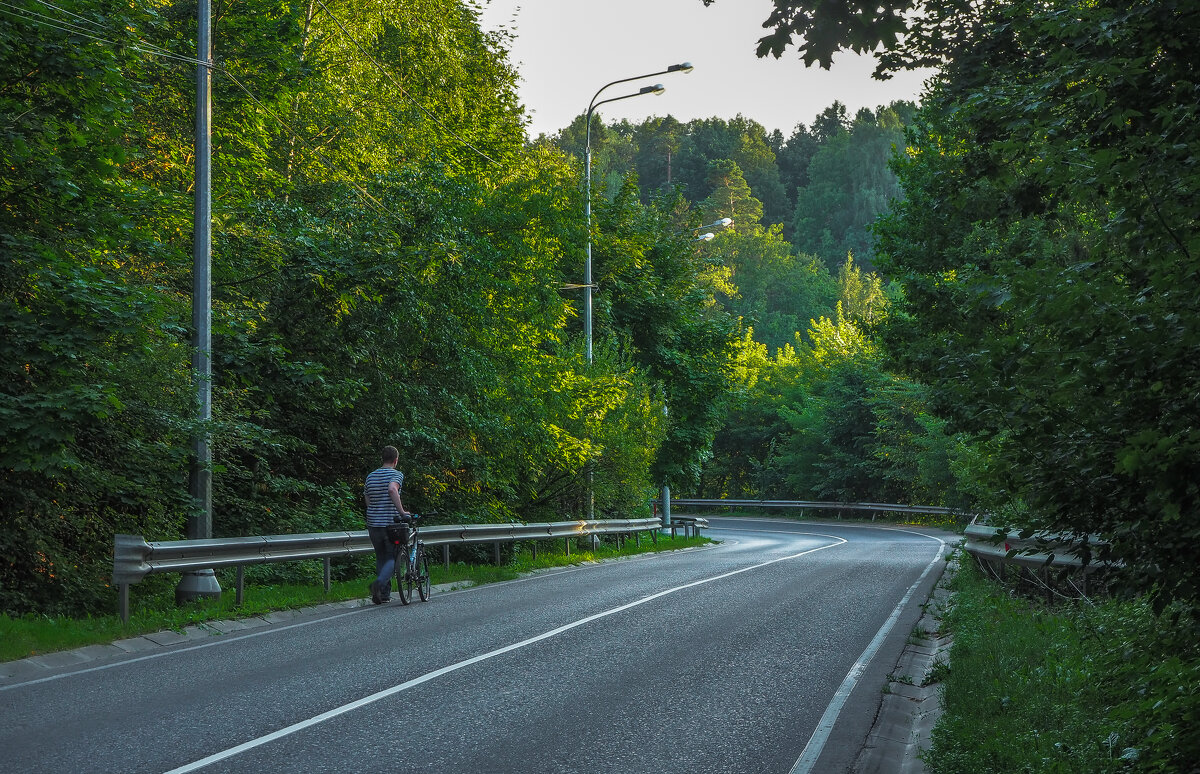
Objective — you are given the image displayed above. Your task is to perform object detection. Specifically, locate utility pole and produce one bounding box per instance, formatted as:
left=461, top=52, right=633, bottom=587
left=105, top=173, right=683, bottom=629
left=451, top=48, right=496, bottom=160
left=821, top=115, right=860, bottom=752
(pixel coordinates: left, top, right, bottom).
left=177, top=0, right=220, bottom=603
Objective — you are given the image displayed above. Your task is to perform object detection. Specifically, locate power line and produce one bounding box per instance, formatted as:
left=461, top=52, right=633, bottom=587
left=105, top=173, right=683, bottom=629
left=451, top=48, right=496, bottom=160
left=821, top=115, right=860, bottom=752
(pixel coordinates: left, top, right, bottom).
left=0, top=2, right=207, bottom=67
left=3, top=1, right=408, bottom=223
left=0, top=0, right=94, bottom=30
left=28, top=0, right=97, bottom=27
left=7, top=0, right=507, bottom=177
left=309, top=0, right=499, bottom=168
left=218, top=67, right=405, bottom=222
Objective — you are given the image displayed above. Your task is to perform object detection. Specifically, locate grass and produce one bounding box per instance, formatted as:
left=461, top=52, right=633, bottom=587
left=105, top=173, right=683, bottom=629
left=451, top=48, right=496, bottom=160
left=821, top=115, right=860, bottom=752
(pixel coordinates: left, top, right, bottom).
left=1, top=534, right=711, bottom=664
left=924, top=553, right=1200, bottom=773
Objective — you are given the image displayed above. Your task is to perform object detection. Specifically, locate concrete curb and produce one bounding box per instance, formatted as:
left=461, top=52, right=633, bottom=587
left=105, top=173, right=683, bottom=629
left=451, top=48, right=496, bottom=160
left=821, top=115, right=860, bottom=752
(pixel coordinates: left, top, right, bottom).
left=852, top=564, right=954, bottom=774
left=0, top=581, right=473, bottom=684
left=1, top=544, right=712, bottom=685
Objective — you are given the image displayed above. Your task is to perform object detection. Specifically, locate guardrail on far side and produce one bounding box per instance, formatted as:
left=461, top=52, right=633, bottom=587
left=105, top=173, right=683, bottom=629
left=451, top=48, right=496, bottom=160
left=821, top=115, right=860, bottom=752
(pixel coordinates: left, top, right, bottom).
left=667, top=498, right=972, bottom=521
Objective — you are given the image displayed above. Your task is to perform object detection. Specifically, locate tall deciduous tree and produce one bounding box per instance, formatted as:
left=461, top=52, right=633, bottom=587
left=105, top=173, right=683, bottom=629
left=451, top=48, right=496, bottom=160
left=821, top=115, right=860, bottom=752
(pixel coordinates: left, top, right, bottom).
left=1, top=0, right=193, bottom=612
left=716, top=0, right=1200, bottom=619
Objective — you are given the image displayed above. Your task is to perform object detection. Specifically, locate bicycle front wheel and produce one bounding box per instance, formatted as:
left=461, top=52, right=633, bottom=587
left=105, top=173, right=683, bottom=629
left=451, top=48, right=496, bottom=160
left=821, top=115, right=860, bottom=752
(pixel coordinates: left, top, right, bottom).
left=417, top=551, right=431, bottom=602
left=395, top=550, right=411, bottom=605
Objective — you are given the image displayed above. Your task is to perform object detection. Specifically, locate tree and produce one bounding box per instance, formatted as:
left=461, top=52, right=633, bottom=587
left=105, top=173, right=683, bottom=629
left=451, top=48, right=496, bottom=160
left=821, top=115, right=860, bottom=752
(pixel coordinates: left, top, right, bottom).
left=727, top=0, right=1200, bottom=617
left=714, top=227, right=838, bottom=353
left=3, top=0, right=681, bottom=615
left=836, top=254, right=888, bottom=326
left=699, top=160, right=764, bottom=229
left=633, top=115, right=686, bottom=197
left=1, top=0, right=195, bottom=613
left=593, top=179, right=745, bottom=491
left=790, top=104, right=908, bottom=270
left=776, top=122, right=818, bottom=229
left=673, top=116, right=790, bottom=226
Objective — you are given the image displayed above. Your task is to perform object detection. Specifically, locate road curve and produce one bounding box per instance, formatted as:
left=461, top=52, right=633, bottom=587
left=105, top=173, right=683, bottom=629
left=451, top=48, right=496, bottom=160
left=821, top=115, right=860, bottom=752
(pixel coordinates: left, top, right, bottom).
left=1, top=518, right=948, bottom=774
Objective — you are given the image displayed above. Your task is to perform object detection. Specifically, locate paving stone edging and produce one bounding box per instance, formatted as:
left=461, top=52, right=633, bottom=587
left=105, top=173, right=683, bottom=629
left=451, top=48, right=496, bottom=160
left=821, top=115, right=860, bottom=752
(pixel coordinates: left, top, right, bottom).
left=851, top=562, right=954, bottom=774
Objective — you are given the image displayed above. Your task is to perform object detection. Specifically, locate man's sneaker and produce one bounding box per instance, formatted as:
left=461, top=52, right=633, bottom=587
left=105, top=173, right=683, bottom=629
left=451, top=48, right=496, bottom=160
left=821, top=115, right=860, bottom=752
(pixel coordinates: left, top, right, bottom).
left=369, top=581, right=383, bottom=605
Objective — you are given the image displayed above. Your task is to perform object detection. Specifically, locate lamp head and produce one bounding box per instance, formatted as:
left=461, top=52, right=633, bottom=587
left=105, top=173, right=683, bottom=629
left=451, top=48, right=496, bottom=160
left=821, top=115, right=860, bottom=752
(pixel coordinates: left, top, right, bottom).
left=667, top=62, right=695, bottom=73
left=639, top=83, right=666, bottom=96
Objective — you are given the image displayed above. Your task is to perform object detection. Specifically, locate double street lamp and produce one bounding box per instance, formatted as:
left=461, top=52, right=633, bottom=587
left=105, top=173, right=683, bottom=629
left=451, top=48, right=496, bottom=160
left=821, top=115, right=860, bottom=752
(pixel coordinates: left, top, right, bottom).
left=693, top=217, right=734, bottom=242
left=583, top=62, right=693, bottom=365
left=579, top=62, right=692, bottom=524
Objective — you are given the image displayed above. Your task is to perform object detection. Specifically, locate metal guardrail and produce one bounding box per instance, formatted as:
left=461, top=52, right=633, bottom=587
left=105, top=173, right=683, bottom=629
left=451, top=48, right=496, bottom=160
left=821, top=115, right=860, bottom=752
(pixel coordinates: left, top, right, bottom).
left=962, top=521, right=1095, bottom=570
left=668, top=498, right=971, bottom=519
left=675, top=499, right=1095, bottom=571
left=112, top=518, right=669, bottom=622
left=665, top=515, right=707, bottom=538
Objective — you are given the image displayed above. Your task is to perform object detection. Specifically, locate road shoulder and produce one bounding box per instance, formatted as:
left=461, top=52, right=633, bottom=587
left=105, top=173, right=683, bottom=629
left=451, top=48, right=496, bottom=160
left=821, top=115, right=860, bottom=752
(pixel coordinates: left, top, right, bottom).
left=851, top=560, right=954, bottom=773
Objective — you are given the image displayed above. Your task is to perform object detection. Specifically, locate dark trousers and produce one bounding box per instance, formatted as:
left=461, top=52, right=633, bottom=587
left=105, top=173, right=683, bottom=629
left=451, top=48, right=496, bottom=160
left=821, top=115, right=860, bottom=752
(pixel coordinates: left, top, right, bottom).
left=367, top=526, right=396, bottom=594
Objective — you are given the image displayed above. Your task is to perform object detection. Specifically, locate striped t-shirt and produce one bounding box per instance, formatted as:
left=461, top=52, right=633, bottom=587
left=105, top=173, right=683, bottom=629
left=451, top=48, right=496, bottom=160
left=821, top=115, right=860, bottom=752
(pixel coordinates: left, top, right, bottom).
left=364, top=467, right=405, bottom=528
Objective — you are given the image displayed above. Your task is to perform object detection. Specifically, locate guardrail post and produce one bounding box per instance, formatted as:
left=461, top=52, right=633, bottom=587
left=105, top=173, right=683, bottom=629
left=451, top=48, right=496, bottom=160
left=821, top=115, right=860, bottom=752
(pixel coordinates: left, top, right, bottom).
left=235, top=567, right=244, bottom=606
left=119, top=584, right=130, bottom=624
left=442, top=545, right=450, bottom=569
left=564, top=538, right=570, bottom=556
left=531, top=541, right=538, bottom=560
left=493, top=542, right=501, bottom=566
left=323, top=558, right=331, bottom=593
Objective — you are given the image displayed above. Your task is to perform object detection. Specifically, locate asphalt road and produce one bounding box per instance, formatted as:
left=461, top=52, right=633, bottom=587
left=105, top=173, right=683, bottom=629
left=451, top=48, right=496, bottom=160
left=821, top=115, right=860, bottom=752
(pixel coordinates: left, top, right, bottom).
left=0, top=518, right=948, bottom=774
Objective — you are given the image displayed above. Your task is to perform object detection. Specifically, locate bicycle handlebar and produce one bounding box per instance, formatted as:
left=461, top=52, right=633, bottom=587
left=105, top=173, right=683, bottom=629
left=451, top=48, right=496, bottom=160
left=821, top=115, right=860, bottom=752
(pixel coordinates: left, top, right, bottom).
left=391, top=510, right=436, bottom=524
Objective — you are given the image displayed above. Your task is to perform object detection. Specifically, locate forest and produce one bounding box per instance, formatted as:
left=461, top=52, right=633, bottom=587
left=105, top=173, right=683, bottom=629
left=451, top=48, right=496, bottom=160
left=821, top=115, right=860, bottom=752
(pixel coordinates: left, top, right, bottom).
left=2, top=0, right=1198, bottom=660
left=1, top=0, right=950, bottom=617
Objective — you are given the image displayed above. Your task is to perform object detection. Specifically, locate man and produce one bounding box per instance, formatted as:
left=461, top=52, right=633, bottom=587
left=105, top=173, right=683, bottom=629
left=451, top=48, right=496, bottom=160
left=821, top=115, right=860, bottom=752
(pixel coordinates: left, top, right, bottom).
left=364, top=445, right=410, bottom=604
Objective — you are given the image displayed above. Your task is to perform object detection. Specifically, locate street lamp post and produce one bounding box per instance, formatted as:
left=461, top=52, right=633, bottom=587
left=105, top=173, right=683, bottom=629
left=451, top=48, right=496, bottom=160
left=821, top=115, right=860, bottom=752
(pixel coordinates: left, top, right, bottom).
left=578, top=63, right=692, bottom=523
left=584, top=62, right=692, bottom=365
left=581, top=62, right=693, bottom=523
left=176, top=0, right=221, bottom=604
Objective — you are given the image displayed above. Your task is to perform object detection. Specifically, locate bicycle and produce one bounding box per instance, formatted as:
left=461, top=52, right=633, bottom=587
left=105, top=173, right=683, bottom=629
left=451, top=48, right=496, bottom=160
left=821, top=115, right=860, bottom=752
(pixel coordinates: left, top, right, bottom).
left=385, top=512, right=431, bottom=604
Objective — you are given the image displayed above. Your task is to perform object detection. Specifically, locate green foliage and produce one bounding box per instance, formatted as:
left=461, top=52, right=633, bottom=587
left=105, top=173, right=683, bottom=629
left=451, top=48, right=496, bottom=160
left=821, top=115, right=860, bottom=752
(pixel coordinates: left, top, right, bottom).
left=715, top=227, right=838, bottom=353
left=791, top=104, right=909, bottom=270
left=701, top=294, right=962, bottom=503
left=4, top=0, right=726, bottom=616
left=592, top=178, right=745, bottom=490
left=1, top=0, right=194, bottom=614
left=699, top=159, right=764, bottom=229
left=870, top=0, right=1200, bottom=607
left=929, top=557, right=1200, bottom=773
left=718, top=0, right=1200, bottom=608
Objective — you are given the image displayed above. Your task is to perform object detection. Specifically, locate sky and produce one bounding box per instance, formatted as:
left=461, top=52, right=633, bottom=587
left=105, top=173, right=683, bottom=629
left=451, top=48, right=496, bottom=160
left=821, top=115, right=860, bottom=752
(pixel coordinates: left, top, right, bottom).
left=477, top=0, right=936, bottom=139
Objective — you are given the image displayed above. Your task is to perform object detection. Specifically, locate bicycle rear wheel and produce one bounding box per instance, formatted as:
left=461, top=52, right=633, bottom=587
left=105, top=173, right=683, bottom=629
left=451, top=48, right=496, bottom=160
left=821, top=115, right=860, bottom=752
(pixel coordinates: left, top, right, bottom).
left=417, top=551, right=431, bottom=602
left=395, top=550, right=411, bottom=605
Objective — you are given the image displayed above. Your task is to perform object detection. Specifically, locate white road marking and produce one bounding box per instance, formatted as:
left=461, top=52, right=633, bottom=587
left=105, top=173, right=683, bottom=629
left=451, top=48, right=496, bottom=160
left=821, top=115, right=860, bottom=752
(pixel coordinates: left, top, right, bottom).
left=163, top=537, right=847, bottom=773
left=788, top=532, right=947, bottom=773
left=0, top=544, right=719, bottom=693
